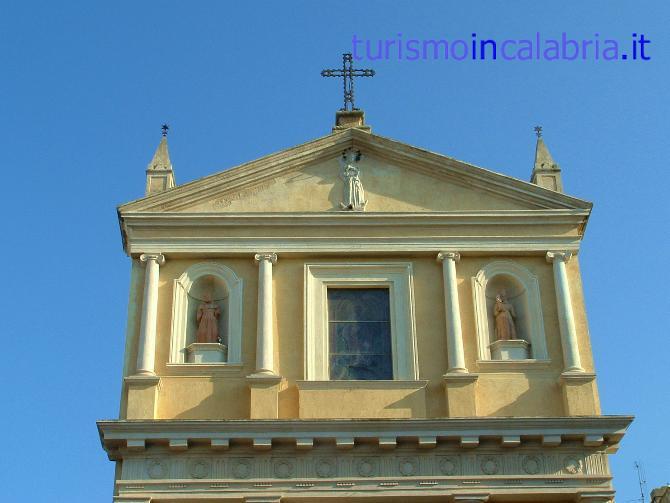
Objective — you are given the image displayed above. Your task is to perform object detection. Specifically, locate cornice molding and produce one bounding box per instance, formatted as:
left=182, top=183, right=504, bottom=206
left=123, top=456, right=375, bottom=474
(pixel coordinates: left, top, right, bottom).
left=119, top=211, right=588, bottom=255
left=124, top=236, right=583, bottom=256
left=121, top=209, right=591, bottom=222
left=121, top=130, right=353, bottom=212
left=359, top=130, right=591, bottom=210
left=97, top=416, right=633, bottom=455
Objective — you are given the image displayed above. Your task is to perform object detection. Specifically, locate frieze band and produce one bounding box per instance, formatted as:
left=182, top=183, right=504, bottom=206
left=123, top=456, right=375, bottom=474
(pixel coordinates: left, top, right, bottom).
left=119, top=449, right=607, bottom=482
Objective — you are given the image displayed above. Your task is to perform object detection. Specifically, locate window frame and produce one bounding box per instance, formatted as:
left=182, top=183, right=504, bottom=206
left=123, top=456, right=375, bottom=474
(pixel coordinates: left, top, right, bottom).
left=304, top=262, right=418, bottom=381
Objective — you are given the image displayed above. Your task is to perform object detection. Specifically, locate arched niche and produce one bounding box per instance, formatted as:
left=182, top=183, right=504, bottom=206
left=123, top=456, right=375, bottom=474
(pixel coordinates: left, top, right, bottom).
left=170, top=262, right=243, bottom=364
left=471, top=261, right=548, bottom=361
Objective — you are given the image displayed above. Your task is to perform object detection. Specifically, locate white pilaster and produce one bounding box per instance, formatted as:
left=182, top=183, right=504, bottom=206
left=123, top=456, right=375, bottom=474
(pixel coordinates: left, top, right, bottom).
left=136, top=253, right=165, bottom=376
left=437, top=251, right=467, bottom=373
left=546, top=251, right=583, bottom=372
left=254, top=253, right=278, bottom=375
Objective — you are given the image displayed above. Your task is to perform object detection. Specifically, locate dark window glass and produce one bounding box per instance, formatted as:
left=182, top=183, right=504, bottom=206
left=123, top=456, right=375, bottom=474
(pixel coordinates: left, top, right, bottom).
left=327, top=288, right=392, bottom=380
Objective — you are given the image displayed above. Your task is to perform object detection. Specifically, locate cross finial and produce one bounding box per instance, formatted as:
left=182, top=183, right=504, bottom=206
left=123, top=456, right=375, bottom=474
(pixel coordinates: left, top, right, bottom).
left=534, top=125, right=543, bottom=138
left=321, top=53, right=375, bottom=111
left=161, top=123, right=169, bottom=137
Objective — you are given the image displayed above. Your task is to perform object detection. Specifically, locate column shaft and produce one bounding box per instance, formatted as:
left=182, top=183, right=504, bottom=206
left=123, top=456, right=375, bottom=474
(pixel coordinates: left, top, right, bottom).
left=438, top=252, right=467, bottom=373
left=547, top=251, right=583, bottom=372
left=136, top=253, right=165, bottom=375
left=255, top=253, right=277, bottom=375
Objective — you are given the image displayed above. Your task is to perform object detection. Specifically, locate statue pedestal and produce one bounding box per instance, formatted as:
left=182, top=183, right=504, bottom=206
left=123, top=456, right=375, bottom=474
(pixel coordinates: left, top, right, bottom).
left=490, top=340, right=530, bottom=360
left=186, top=342, right=227, bottom=363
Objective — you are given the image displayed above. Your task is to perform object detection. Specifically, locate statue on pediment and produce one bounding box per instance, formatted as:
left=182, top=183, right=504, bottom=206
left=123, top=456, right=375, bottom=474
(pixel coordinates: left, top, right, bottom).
left=494, top=291, right=517, bottom=341
left=196, top=291, right=221, bottom=344
left=340, top=148, right=367, bottom=211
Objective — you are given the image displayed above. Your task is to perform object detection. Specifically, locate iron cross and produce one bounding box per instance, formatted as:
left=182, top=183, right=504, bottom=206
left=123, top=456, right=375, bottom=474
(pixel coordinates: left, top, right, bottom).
left=534, top=125, right=543, bottom=138
left=321, top=53, right=375, bottom=111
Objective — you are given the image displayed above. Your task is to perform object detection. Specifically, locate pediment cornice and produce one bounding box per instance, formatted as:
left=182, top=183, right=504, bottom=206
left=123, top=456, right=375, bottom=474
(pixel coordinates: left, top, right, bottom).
left=119, top=128, right=592, bottom=214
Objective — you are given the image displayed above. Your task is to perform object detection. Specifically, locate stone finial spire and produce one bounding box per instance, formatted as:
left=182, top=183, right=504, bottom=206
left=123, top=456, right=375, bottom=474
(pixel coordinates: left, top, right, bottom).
left=145, top=125, right=176, bottom=195
left=530, top=126, right=563, bottom=193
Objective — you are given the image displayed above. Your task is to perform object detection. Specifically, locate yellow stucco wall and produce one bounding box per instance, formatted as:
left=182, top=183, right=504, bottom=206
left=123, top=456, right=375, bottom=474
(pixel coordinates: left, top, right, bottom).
left=120, top=253, right=600, bottom=420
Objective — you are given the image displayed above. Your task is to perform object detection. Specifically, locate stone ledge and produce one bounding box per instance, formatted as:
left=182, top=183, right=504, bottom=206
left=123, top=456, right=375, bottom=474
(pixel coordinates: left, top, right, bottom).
left=561, top=371, right=597, bottom=384
left=164, top=363, right=246, bottom=376
left=124, top=374, right=160, bottom=386
left=476, top=359, right=553, bottom=372
left=246, top=372, right=284, bottom=386
left=443, top=372, right=479, bottom=383
left=296, top=380, right=429, bottom=390
left=185, top=342, right=227, bottom=364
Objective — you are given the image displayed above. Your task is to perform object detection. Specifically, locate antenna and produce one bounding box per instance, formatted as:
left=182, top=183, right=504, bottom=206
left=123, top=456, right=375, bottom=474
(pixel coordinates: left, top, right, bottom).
left=635, top=461, right=647, bottom=503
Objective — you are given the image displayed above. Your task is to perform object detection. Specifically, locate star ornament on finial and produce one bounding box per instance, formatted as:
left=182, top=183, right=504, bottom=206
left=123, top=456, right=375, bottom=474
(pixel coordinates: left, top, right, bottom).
left=534, top=125, right=543, bottom=138
left=161, top=123, right=170, bottom=137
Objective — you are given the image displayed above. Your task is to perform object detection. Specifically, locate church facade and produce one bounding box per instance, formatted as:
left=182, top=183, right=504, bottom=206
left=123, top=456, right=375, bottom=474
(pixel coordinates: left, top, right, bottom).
left=98, top=109, right=632, bottom=503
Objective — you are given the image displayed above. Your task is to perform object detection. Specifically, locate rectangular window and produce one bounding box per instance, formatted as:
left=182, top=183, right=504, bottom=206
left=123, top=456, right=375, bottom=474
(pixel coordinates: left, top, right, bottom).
left=327, top=288, right=393, bottom=380
left=304, top=262, right=418, bottom=381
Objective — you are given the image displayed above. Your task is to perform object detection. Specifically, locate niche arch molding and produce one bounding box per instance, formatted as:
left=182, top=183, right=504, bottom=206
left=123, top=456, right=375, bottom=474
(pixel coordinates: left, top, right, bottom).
left=170, top=262, right=244, bottom=364
left=471, top=260, right=548, bottom=361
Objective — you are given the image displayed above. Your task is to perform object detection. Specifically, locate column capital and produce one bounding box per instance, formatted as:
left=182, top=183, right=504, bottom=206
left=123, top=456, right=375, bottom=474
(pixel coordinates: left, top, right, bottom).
left=140, top=253, right=165, bottom=266
left=254, top=252, right=278, bottom=265
left=546, top=251, right=572, bottom=263
left=437, top=251, right=460, bottom=262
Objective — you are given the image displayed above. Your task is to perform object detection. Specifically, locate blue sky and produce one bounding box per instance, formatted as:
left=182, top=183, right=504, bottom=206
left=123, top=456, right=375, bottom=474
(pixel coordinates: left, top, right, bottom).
left=0, top=1, right=668, bottom=501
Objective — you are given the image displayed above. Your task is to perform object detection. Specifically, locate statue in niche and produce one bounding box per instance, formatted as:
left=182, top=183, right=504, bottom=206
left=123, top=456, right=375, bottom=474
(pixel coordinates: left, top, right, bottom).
left=339, top=148, right=367, bottom=211
left=493, top=290, right=517, bottom=340
left=196, top=291, right=221, bottom=344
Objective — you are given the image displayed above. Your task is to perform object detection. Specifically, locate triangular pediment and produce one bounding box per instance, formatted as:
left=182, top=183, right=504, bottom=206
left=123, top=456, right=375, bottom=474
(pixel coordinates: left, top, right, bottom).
left=119, top=128, right=591, bottom=214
